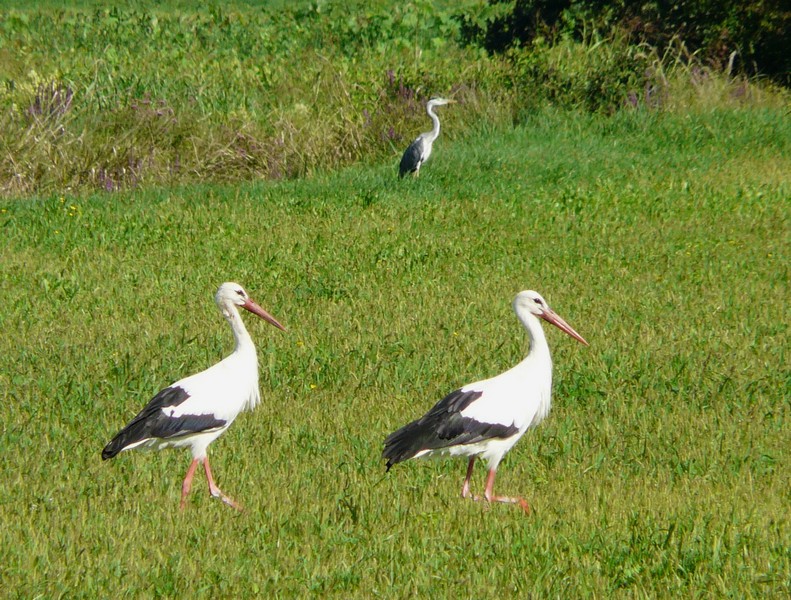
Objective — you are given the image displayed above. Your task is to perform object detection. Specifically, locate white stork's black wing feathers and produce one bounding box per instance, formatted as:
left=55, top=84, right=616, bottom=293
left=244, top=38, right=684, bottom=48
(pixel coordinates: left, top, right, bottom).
left=101, top=386, right=227, bottom=460
left=383, top=389, right=519, bottom=470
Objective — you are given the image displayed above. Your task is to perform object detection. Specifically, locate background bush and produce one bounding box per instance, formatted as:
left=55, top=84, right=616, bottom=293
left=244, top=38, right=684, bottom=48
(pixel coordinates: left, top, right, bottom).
left=461, top=0, right=790, bottom=86
left=0, top=1, right=787, bottom=196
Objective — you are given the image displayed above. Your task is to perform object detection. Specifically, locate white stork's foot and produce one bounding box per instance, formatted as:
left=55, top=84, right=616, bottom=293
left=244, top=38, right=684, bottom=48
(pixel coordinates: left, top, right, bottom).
left=462, top=483, right=530, bottom=513
left=180, top=491, right=191, bottom=512
left=201, top=457, right=243, bottom=511
left=484, top=492, right=531, bottom=514
left=461, top=457, right=476, bottom=499
left=482, top=467, right=531, bottom=514
left=209, top=487, right=243, bottom=512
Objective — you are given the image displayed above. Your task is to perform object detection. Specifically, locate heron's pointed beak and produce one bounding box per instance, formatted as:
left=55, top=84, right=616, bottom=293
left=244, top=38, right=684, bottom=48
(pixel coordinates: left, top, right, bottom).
left=242, top=299, right=286, bottom=331
left=541, top=309, right=588, bottom=346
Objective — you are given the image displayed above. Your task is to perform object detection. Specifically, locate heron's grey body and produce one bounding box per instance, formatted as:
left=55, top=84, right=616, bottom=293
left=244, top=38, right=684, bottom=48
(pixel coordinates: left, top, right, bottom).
left=399, top=98, right=452, bottom=178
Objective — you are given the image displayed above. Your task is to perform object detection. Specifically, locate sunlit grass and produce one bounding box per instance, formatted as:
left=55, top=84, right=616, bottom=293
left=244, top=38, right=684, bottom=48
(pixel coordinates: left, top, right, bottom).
left=1, top=108, right=789, bottom=597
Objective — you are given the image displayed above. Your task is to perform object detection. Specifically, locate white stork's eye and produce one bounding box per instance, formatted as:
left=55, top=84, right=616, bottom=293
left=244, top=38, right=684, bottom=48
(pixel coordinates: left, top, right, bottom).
left=235, top=289, right=245, bottom=297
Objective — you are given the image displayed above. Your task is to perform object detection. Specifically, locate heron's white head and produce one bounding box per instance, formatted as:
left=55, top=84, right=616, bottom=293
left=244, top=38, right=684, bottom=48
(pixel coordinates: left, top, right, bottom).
left=513, top=290, right=588, bottom=345
left=215, top=282, right=286, bottom=331
left=427, top=97, right=453, bottom=108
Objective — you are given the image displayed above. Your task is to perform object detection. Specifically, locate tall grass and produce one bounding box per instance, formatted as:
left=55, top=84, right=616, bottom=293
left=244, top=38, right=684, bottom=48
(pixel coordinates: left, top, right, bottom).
left=1, top=107, right=788, bottom=597
left=1, top=3, right=787, bottom=196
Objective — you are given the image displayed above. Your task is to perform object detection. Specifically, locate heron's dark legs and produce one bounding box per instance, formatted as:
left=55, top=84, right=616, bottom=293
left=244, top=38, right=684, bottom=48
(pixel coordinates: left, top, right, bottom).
left=203, top=456, right=243, bottom=511
left=483, top=467, right=530, bottom=514
left=180, top=458, right=200, bottom=511
left=461, top=457, right=476, bottom=499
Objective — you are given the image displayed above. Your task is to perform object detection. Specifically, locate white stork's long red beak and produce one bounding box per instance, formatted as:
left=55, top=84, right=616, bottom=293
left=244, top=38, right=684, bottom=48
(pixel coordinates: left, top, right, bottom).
left=541, top=309, right=588, bottom=346
left=242, top=299, right=286, bottom=332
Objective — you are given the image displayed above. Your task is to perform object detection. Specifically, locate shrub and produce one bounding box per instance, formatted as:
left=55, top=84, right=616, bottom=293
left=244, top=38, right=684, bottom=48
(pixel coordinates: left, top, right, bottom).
left=459, top=0, right=790, bottom=86
left=0, top=2, right=786, bottom=196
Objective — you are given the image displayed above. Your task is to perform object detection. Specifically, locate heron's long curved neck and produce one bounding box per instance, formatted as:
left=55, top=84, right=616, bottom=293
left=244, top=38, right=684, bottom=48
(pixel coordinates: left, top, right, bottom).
left=224, top=305, right=255, bottom=354
left=426, top=104, right=441, bottom=142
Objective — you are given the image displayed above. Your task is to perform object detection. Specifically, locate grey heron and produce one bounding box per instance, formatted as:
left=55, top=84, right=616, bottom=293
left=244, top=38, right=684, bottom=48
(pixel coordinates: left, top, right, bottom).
left=398, top=97, right=454, bottom=178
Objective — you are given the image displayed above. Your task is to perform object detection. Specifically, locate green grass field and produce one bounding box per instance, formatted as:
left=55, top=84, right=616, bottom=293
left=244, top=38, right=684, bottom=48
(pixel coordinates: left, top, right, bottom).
left=1, top=106, right=788, bottom=596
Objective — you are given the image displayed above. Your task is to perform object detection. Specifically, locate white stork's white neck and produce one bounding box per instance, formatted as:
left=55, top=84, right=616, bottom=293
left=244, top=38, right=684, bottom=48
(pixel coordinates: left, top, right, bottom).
left=222, top=303, right=256, bottom=355
left=426, top=102, right=441, bottom=143
left=515, top=306, right=551, bottom=366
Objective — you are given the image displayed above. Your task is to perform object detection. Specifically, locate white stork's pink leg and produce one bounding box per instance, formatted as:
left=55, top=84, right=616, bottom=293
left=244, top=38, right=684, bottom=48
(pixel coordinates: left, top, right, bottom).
left=461, top=457, right=476, bottom=499
left=203, top=457, right=243, bottom=511
left=483, top=467, right=530, bottom=514
left=180, top=458, right=200, bottom=511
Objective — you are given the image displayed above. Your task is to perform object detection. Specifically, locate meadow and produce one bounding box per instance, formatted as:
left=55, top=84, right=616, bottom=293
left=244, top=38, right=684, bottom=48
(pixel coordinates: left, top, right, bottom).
left=2, top=106, right=789, bottom=597
left=1, top=1, right=790, bottom=598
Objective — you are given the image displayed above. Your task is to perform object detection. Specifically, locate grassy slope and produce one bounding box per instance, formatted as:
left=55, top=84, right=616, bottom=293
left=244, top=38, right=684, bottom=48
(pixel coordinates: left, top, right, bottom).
left=1, top=108, right=789, bottom=597
left=0, top=1, right=504, bottom=196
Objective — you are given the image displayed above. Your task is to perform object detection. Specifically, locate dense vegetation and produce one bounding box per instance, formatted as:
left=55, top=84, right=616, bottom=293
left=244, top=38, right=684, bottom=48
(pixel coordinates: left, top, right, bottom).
left=1, top=1, right=787, bottom=195
left=465, top=0, right=790, bottom=86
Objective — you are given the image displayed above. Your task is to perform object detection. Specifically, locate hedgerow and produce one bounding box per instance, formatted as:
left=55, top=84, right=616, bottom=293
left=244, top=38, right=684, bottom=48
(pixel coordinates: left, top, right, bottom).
left=0, top=2, right=786, bottom=196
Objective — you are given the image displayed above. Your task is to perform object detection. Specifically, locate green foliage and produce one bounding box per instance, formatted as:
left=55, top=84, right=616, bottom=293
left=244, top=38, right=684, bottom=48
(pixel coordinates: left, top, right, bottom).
left=0, top=2, right=787, bottom=196
left=1, top=107, right=789, bottom=597
left=507, top=29, right=651, bottom=113
left=463, top=0, right=791, bottom=85
left=0, top=3, right=505, bottom=195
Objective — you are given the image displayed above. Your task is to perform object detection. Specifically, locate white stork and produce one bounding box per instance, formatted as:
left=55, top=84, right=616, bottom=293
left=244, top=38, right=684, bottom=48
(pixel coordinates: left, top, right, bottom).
left=383, top=290, right=588, bottom=513
left=398, top=97, right=454, bottom=178
left=102, top=282, right=286, bottom=511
